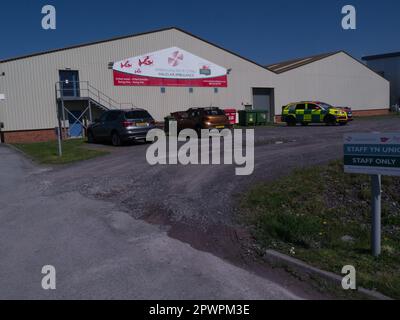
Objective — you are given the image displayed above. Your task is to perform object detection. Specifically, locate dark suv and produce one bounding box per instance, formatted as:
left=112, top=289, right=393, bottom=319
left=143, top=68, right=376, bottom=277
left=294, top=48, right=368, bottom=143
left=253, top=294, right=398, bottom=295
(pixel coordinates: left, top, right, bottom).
left=87, top=109, right=156, bottom=146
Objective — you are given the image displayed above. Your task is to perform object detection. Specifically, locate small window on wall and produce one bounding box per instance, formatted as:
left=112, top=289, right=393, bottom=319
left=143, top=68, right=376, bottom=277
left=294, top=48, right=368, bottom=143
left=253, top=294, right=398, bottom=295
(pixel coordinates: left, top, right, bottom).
left=189, top=88, right=194, bottom=94
left=214, top=88, right=219, bottom=94
left=161, top=87, right=166, bottom=93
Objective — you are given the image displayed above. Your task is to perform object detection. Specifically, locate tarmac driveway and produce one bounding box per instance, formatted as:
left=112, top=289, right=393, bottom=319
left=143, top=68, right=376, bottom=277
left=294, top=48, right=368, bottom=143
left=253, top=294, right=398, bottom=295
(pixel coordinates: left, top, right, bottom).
left=0, top=143, right=301, bottom=299
left=0, top=117, right=398, bottom=299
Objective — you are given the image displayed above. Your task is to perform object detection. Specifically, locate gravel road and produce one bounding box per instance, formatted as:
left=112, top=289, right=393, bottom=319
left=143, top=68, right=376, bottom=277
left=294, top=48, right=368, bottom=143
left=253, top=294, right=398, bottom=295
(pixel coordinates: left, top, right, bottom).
left=0, top=117, right=398, bottom=299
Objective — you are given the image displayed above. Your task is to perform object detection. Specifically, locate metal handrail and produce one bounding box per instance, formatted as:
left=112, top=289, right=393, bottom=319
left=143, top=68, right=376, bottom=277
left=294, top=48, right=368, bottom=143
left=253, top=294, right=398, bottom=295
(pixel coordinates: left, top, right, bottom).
left=56, top=81, right=135, bottom=110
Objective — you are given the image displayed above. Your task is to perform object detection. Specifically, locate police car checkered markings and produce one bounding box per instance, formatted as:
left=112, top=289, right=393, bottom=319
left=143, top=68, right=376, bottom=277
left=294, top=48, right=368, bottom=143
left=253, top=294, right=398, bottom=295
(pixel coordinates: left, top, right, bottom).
left=281, top=101, right=349, bottom=126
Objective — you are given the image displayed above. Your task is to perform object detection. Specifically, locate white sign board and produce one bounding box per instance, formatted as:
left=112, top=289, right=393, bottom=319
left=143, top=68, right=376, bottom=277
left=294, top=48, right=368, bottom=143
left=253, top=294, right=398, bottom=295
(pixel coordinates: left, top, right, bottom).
left=112, top=47, right=228, bottom=87
left=344, top=133, right=400, bottom=176
left=0, top=94, right=5, bottom=100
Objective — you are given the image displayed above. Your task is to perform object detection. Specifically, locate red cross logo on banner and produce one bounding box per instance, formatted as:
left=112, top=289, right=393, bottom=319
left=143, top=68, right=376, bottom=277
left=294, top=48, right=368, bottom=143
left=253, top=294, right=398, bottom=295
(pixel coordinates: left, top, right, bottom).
left=168, top=51, right=184, bottom=67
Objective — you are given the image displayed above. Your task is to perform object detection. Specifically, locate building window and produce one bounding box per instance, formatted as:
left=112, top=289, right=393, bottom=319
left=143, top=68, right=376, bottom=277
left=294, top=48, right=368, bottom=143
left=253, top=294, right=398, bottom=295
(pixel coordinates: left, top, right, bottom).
left=214, top=88, right=218, bottom=94
left=189, top=88, right=194, bottom=94
left=161, top=87, right=166, bottom=93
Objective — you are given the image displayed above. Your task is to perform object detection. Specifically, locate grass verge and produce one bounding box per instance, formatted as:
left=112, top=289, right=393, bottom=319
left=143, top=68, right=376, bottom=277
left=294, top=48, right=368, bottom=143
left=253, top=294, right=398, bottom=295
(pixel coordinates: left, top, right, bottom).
left=240, top=160, right=400, bottom=299
left=12, top=139, right=109, bottom=165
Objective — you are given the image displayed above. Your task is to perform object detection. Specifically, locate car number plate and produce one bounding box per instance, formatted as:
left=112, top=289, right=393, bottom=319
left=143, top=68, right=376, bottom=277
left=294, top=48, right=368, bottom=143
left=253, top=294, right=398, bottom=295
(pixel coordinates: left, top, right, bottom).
left=136, top=122, right=148, bottom=127
left=216, top=125, right=225, bottom=129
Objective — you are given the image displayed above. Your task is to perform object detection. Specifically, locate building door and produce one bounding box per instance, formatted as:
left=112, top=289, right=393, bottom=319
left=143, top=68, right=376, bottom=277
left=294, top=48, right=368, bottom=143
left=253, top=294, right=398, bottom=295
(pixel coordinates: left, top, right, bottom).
left=59, top=70, right=80, bottom=97
left=252, top=88, right=274, bottom=122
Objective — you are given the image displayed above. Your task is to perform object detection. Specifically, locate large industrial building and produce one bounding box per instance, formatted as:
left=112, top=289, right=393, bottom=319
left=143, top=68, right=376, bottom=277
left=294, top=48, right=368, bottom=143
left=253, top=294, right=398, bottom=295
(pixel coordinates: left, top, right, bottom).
left=363, top=51, right=400, bottom=107
left=0, top=27, right=390, bottom=143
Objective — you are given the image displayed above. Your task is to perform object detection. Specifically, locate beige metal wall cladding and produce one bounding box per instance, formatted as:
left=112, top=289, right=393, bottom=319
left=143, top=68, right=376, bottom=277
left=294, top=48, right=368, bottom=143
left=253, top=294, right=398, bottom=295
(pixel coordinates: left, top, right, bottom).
left=0, top=28, right=391, bottom=132
left=274, top=52, right=390, bottom=112
left=0, top=28, right=277, bottom=131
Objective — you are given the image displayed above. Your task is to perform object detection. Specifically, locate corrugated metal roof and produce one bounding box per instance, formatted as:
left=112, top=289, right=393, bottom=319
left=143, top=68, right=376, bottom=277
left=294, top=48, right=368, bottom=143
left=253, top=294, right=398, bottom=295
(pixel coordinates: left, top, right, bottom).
left=0, top=27, right=176, bottom=63
left=362, top=51, right=400, bottom=61
left=0, top=27, right=272, bottom=73
left=266, top=52, right=341, bottom=74
left=266, top=51, right=388, bottom=81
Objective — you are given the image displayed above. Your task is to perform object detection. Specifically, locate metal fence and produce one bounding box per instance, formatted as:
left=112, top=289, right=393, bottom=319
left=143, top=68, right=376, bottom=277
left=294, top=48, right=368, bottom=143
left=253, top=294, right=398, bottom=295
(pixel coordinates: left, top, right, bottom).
left=55, top=81, right=135, bottom=110
left=55, top=81, right=137, bottom=138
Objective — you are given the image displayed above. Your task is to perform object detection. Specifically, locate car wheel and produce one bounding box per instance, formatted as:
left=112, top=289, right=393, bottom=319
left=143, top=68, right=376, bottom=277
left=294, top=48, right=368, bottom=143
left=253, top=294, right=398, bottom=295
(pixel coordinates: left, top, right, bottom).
left=111, top=132, right=122, bottom=146
left=286, top=117, right=296, bottom=126
left=87, top=131, right=95, bottom=144
left=339, top=122, right=348, bottom=126
left=324, top=116, right=336, bottom=126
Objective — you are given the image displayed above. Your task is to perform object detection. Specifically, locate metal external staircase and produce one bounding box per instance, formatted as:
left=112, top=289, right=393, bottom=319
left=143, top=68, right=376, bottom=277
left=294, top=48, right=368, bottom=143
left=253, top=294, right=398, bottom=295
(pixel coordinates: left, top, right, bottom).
left=55, top=81, right=135, bottom=137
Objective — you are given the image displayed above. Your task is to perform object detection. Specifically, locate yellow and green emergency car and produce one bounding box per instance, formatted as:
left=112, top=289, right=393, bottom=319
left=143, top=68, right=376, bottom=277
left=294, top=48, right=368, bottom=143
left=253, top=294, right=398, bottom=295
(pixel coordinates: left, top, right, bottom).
left=281, top=101, right=349, bottom=126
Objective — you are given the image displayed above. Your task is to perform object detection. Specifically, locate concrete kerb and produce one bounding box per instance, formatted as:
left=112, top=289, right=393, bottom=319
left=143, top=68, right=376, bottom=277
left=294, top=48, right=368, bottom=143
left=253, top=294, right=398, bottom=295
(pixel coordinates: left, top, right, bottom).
left=264, top=249, right=393, bottom=300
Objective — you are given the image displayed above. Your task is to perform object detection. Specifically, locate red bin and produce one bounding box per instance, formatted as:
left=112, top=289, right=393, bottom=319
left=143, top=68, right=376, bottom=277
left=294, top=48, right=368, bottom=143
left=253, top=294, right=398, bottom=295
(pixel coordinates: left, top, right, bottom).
left=224, top=108, right=237, bottom=125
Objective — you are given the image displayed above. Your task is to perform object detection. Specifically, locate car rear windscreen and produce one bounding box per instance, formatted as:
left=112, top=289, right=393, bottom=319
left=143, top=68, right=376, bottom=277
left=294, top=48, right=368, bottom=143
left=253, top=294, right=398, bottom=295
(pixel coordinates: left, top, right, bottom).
left=125, top=111, right=152, bottom=119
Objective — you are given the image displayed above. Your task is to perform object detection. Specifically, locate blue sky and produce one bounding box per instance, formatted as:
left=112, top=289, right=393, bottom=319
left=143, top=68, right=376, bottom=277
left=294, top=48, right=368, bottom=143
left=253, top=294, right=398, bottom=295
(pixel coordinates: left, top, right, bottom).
left=0, top=0, right=399, bottom=64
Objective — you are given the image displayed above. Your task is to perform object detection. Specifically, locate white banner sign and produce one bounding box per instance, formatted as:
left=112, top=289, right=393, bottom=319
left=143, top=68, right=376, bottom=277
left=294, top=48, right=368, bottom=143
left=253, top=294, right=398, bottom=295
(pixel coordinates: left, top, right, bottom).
left=113, top=47, right=228, bottom=87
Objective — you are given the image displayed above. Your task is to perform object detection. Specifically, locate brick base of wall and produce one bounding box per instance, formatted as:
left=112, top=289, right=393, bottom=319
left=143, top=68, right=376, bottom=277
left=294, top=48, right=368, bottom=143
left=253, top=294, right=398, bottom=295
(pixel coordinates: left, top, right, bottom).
left=0, top=109, right=392, bottom=143
left=2, top=129, right=58, bottom=144
left=275, top=116, right=284, bottom=123
left=351, top=109, right=390, bottom=117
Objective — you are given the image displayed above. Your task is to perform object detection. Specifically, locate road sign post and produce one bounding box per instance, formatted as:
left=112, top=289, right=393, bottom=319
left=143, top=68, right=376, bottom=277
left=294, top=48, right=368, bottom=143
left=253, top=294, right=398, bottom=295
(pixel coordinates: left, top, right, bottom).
left=371, top=174, right=381, bottom=257
left=55, top=126, right=62, bottom=157
left=344, top=133, right=400, bottom=257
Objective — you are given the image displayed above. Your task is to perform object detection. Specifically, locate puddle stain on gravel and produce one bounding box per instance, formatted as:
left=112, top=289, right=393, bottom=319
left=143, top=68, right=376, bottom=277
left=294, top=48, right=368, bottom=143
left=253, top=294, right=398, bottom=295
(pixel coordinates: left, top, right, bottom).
left=138, top=203, right=330, bottom=300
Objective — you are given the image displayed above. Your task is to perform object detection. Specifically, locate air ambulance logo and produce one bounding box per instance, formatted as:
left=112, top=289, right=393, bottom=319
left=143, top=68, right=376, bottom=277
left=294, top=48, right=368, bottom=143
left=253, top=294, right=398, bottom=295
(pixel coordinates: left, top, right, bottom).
left=200, top=65, right=211, bottom=76
left=168, top=51, right=184, bottom=67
